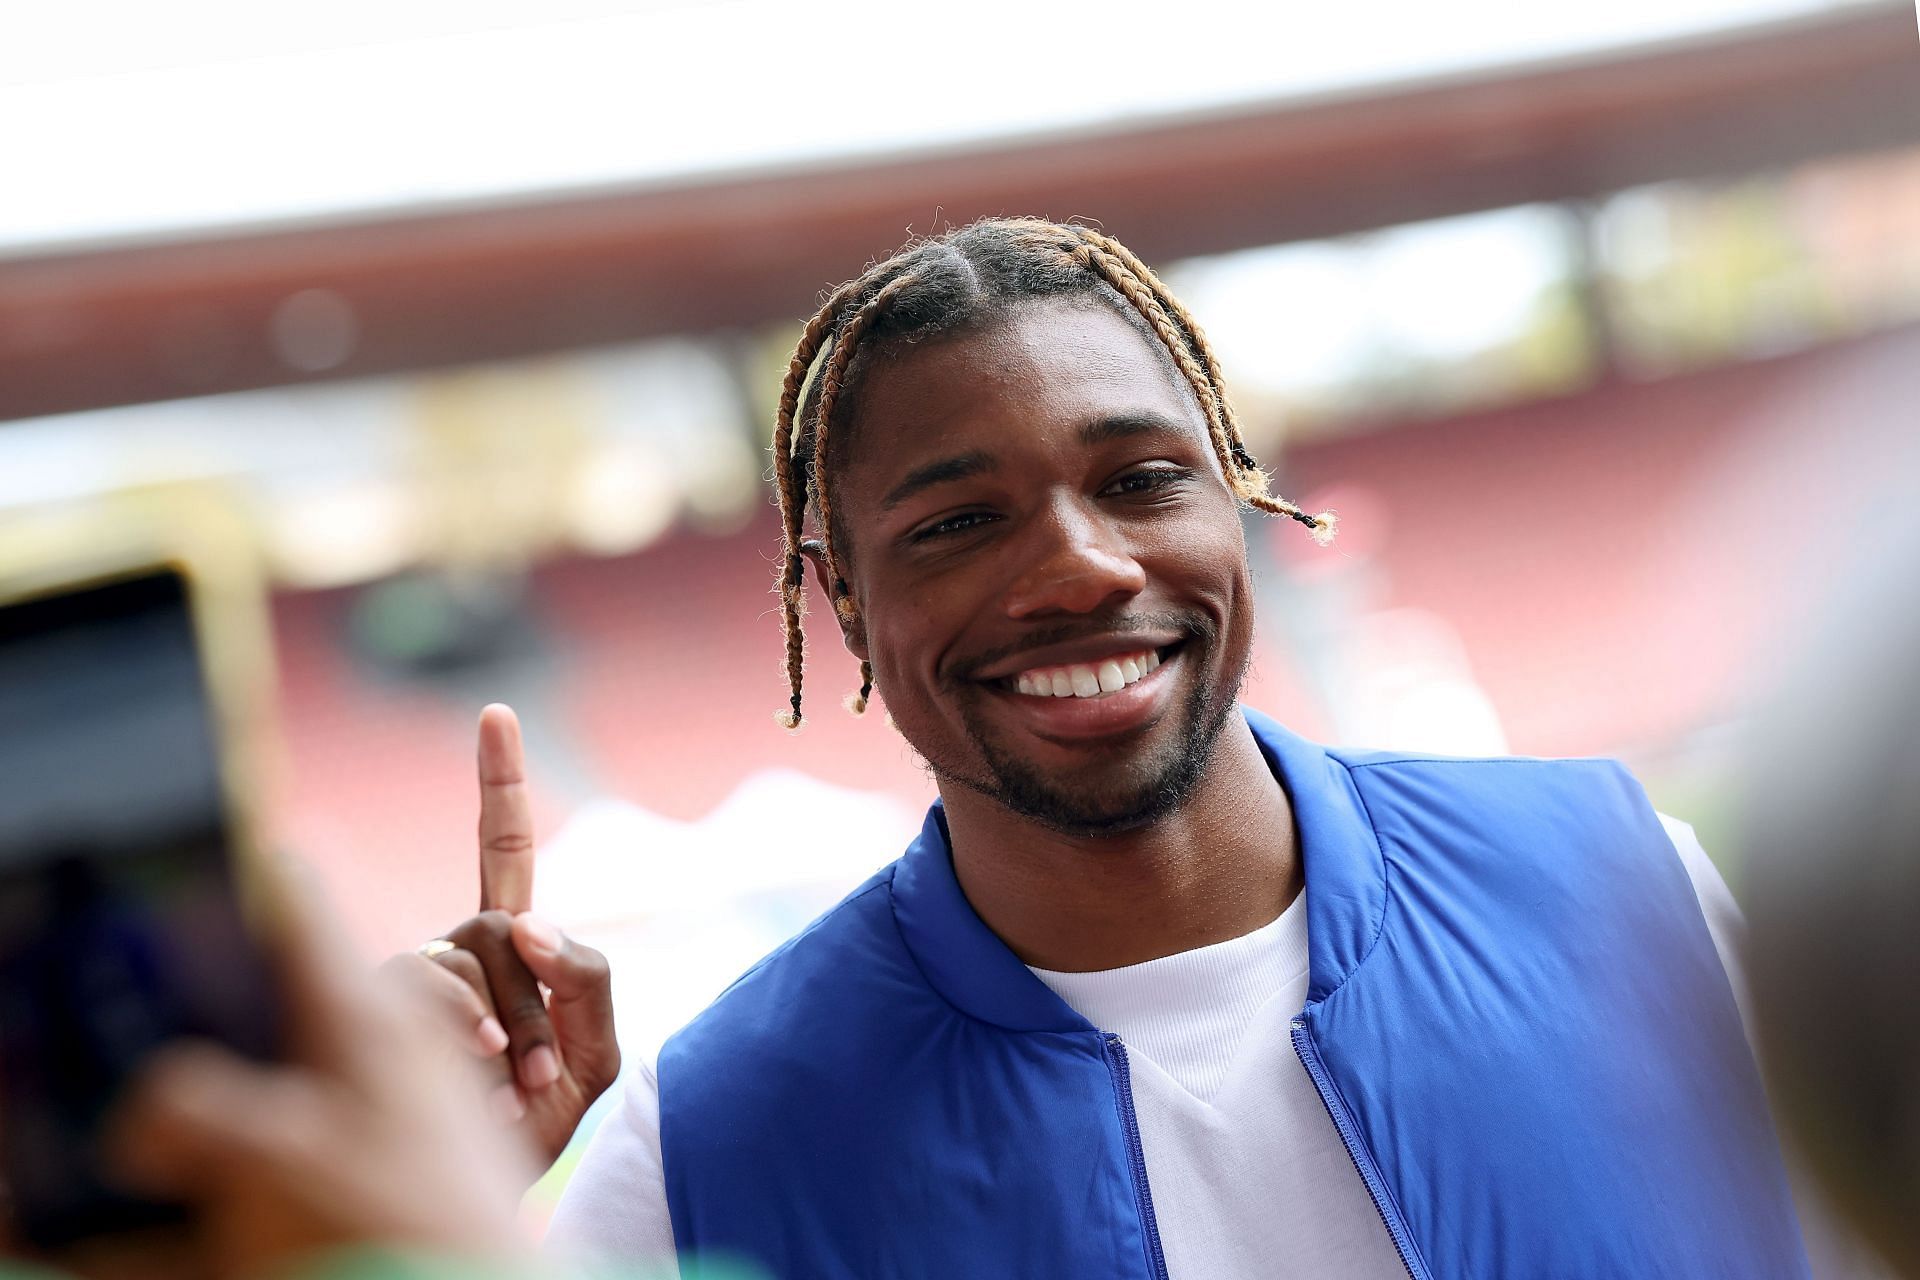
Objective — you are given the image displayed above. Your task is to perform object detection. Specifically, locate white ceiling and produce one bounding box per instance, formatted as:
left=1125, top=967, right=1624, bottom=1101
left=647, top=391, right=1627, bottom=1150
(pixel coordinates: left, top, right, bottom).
left=0, top=0, right=1871, bottom=254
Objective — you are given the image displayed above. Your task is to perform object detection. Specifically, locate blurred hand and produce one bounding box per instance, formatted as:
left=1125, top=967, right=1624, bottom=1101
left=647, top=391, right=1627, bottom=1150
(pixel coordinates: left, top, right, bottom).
left=386, top=704, right=620, bottom=1169
left=104, top=866, right=534, bottom=1279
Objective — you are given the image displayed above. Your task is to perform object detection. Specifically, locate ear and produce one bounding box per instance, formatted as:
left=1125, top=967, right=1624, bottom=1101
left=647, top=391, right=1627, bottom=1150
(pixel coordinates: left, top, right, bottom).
left=799, top=539, right=871, bottom=662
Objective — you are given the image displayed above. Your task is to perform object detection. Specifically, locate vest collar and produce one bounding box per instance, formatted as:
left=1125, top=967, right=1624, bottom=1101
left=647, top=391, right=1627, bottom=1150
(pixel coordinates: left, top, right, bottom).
left=889, top=707, right=1387, bottom=1030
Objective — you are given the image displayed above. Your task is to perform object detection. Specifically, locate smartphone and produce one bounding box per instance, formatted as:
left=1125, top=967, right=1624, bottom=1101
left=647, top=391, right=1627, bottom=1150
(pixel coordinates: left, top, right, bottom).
left=0, top=561, right=283, bottom=1248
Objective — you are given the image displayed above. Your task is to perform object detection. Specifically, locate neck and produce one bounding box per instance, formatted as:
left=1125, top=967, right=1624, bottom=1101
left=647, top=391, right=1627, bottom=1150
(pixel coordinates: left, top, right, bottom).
left=939, top=715, right=1301, bottom=972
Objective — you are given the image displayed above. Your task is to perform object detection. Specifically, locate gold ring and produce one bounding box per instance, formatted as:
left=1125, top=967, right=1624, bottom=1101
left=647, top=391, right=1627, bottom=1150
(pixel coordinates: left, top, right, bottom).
left=418, top=938, right=459, bottom=959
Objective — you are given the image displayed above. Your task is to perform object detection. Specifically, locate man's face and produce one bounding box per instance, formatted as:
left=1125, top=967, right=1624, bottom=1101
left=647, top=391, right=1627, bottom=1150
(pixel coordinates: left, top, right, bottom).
left=828, top=297, right=1256, bottom=835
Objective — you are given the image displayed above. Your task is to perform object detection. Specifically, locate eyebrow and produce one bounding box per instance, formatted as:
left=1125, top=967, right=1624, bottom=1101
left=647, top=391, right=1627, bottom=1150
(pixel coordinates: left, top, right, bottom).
left=877, top=413, right=1193, bottom=512
left=881, top=450, right=998, bottom=511
left=1080, top=412, right=1191, bottom=445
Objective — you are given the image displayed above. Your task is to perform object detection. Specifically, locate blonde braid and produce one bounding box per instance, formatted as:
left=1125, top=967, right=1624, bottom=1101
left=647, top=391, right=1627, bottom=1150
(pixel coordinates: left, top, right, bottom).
left=770, top=285, right=858, bottom=729
left=1069, top=241, right=1237, bottom=476
left=810, top=272, right=923, bottom=631
left=1068, top=229, right=1336, bottom=545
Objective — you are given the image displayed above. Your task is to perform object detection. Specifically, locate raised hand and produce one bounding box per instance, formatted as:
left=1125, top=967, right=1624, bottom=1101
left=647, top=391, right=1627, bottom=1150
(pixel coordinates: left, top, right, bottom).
left=387, top=704, right=620, bottom=1169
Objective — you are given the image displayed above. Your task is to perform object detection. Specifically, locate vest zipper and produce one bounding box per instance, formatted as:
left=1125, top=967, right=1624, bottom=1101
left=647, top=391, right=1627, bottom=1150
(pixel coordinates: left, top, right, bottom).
left=1102, top=1033, right=1171, bottom=1280
left=1290, top=1018, right=1427, bottom=1280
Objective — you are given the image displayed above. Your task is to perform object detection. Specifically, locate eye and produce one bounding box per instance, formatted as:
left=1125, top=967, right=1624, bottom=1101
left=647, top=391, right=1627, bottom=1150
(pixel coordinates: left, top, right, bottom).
left=909, top=509, right=1000, bottom=543
left=1102, top=465, right=1196, bottom=497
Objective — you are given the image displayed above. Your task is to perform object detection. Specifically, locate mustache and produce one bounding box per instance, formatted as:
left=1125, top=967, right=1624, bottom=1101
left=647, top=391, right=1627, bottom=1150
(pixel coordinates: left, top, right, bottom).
left=946, top=611, right=1216, bottom=685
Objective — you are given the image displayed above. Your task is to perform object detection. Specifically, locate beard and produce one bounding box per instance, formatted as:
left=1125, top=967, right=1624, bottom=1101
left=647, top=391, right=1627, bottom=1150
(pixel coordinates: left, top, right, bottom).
left=932, top=612, right=1246, bottom=837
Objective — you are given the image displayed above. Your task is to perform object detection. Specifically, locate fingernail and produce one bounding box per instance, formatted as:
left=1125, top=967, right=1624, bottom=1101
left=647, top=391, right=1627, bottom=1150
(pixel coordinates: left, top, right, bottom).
left=518, top=913, right=563, bottom=956
left=489, top=1083, right=525, bottom=1123
left=523, top=1044, right=561, bottom=1089
left=475, top=1016, right=508, bottom=1055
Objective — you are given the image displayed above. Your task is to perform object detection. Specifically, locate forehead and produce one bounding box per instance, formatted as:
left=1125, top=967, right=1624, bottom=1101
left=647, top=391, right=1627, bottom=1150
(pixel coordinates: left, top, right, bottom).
left=839, top=297, right=1206, bottom=476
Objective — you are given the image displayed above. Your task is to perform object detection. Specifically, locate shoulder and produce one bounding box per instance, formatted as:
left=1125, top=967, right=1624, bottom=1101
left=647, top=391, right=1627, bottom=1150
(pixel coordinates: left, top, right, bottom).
left=657, top=862, right=949, bottom=1109
left=666, top=866, right=905, bottom=1051
left=1330, top=744, right=1641, bottom=793
left=1328, top=746, right=1656, bottom=840
left=1317, top=748, right=1711, bottom=932
left=652, top=858, right=983, bottom=1216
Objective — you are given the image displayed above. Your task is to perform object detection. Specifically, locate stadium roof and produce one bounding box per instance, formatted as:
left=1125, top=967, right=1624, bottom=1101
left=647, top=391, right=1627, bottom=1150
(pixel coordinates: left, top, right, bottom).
left=2, top=1, right=1915, bottom=421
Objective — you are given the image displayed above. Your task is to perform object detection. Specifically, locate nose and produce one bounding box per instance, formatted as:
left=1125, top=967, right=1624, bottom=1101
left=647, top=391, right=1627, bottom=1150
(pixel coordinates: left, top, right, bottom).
left=1002, top=503, right=1146, bottom=619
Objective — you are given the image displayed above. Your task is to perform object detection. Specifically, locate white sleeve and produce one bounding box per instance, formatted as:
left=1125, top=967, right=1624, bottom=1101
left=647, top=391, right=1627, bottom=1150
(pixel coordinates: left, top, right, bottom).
left=1659, top=812, right=1881, bottom=1280
left=544, top=1050, right=680, bottom=1276
left=1658, top=813, right=1756, bottom=1051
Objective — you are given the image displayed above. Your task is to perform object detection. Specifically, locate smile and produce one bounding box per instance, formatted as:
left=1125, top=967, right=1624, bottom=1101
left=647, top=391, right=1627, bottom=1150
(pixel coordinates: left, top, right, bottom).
left=969, top=640, right=1187, bottom=743
left=1010, top=648, right=1163, bottom=700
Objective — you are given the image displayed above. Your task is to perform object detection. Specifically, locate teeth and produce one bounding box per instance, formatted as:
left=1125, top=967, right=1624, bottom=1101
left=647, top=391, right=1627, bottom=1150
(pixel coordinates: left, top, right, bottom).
left=1011, top=649, right=1166, bottom=699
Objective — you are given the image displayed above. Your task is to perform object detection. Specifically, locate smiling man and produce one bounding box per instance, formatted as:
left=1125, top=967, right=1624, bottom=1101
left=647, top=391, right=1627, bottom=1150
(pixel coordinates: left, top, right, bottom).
left=434, top=219, right=1810, bottom=1278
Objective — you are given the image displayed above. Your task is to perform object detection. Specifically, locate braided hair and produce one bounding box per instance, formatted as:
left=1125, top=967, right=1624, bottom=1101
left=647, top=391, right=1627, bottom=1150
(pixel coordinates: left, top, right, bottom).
left=771, top=217, right=1336, bottom=729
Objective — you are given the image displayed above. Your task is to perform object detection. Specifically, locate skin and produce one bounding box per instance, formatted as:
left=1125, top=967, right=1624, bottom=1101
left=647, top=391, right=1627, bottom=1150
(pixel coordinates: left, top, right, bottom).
left=808, top=296, right=1301, bottom=971
left=396, top=705, right=621, bottom=1171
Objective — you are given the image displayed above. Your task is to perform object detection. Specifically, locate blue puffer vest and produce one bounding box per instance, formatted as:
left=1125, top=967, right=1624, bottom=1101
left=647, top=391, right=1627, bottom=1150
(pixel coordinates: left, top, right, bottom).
left=658, top=709, right=1809, bottom=1278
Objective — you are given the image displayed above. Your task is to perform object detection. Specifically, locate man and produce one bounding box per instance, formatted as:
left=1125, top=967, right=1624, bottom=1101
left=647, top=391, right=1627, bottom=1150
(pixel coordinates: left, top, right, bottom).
left=409, top=219, right=1810, bottom=1278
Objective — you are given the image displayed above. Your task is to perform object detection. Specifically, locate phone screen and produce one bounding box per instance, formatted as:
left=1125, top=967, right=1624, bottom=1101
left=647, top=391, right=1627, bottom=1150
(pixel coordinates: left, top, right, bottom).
left=0, top=568, right=281, bottom=1247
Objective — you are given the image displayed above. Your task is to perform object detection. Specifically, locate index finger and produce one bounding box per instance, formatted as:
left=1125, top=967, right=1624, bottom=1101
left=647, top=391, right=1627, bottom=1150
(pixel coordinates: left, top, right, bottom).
left=476, top=703, right=535, bottom=914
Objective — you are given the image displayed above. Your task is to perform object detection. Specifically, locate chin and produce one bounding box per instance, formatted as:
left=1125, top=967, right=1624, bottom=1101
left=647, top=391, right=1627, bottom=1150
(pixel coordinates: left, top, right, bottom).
left=941, top=671, right=1240, bottom=838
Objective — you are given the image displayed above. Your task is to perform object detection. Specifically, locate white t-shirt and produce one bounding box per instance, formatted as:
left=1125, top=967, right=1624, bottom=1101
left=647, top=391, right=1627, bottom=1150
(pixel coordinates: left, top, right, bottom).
left=546, top=816, right=1752, bottom=1277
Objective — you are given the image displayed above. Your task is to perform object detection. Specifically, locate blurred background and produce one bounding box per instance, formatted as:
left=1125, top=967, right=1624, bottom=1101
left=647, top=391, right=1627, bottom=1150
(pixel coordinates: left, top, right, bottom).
left=4, top=0, right=1918, bottom=1222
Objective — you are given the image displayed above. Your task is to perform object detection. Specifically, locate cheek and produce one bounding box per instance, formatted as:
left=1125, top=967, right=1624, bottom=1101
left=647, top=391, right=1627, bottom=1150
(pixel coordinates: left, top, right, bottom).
left=862, top=589, right=991, bottom=756
left=1148, top=503, right=1250, bottom=598
left=867, top=619, right=974, bottom=760
left=863, top=596, right=955, bottom=711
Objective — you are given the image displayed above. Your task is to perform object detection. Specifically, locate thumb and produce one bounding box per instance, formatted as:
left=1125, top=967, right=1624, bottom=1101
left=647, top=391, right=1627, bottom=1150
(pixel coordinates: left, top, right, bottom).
left=108, top=1042, right=334, bottom=1197
left=509, top=914, right=619, bottom=1087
